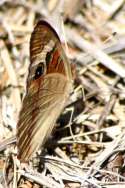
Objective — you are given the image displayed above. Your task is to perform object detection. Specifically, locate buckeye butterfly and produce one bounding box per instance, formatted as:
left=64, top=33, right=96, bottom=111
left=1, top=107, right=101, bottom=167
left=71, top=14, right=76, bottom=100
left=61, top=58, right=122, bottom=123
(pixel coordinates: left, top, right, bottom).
left=17, top=20, right=73, bottom=162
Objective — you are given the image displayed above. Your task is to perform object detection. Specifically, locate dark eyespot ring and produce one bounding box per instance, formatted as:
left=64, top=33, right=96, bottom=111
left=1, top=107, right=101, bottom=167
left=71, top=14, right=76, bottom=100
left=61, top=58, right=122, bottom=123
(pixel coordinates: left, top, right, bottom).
left=34, top=62, right=44, bottom=80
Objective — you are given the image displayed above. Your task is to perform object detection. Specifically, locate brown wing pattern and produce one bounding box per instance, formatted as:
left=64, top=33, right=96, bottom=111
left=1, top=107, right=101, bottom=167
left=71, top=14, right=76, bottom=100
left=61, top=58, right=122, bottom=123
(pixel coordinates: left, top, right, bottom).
left=17, top=20, right=73, bottom=162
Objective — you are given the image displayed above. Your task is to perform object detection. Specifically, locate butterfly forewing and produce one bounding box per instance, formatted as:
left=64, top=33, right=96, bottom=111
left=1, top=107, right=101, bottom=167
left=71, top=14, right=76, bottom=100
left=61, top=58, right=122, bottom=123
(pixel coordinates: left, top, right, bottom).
left=17, top=20, right=73, bottom=162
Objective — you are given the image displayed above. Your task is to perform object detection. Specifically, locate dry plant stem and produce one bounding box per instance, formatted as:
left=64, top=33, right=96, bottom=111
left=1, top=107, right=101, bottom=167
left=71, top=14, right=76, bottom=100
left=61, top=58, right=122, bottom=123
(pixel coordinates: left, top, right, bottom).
left=19, top=169, right=61, bottom=188
left=104, top=36, right=125, bottom=54
left=12, top=155, right=17, bottom=188
left=54, top=147, right=70, bottom=160
left=90, top=133, right=125, bottom=174
left=79, top=76, right=105, bottom=102
left=57, top=140, right=107, bottom=147
left=99, top=182, right=125, bottom=188
left=60, top=125, right=120, bottom=141
left=97, top=94, right=116, bottom=129
left=64, top=0, right=84, bottom=19
left=44, top=157, right=101, bottom=188
left=74, top=36, right=125, bottom=66
left=97, top=76, right=120, bottom=129
left=79, top=134, right=125, bottom=184
left=12, top=1, right=49, bottom=17
left=83, top=63, right=110, bottom=83
left=93, top=167, right=125, bottom=181
left=0, top=136, right=16, bottom=152
left=106, top=0, right=125, bottom=20
left=0, top=40, right=21, bottom=114
left=66, top=28, right=125, bottom=77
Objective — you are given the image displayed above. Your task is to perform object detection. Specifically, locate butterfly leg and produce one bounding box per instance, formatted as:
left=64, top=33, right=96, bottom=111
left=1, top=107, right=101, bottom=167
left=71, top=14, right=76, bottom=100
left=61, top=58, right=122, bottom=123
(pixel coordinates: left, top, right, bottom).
left=61, top=85, right=85, bottom=141
left=64, top=85, right=85, bottom=141
left=74, top=84, right=85, bottom=102
left=64, top=106, right=76, bottom=141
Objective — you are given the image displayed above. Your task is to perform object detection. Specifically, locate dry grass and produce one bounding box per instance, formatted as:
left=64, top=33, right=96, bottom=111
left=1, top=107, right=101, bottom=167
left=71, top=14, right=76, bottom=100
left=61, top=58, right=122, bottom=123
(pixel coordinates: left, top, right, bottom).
left=0, top=0, right=125, bottom=187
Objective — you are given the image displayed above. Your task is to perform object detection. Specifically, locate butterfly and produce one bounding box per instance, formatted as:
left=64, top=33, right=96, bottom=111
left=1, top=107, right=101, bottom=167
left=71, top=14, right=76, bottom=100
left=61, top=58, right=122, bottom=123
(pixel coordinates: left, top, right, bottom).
left=17, top=20, right=73, bottom=162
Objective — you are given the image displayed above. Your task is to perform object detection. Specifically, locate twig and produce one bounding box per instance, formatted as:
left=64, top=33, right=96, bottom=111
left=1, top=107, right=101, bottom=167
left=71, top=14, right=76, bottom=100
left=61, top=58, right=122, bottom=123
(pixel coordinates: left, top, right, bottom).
left=66, top=28, right=125, bottom=78
left=0, top=40, right=21, bottom=114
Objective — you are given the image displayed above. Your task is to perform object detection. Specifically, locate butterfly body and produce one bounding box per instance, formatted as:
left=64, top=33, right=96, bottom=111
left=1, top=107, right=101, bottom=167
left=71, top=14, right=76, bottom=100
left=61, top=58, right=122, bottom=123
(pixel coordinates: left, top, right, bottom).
left=17, top=20, right=73, bottom=162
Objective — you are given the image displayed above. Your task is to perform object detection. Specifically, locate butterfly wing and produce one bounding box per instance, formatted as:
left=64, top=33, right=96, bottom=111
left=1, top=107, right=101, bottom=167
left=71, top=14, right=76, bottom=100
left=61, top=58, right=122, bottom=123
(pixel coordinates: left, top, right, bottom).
left=17, top=20, right=73, bottom=162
